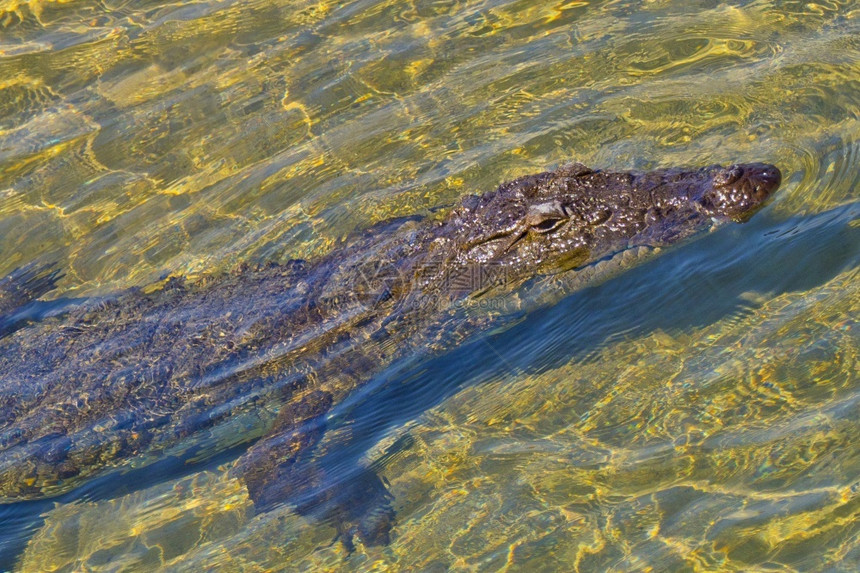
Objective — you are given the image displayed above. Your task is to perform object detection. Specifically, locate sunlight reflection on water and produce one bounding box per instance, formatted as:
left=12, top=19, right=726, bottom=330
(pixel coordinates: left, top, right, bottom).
left=0, top=0, right=858, bottom=570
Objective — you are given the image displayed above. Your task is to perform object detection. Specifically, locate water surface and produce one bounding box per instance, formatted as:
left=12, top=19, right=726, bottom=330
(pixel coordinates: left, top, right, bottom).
left=0, top=0, right=858, bottom=571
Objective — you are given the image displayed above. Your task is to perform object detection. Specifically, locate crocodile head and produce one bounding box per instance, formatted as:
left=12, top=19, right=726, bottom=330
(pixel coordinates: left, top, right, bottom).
left=445, top=162, right=781, bottom=282
left=697, top=163, right=782, bottom=222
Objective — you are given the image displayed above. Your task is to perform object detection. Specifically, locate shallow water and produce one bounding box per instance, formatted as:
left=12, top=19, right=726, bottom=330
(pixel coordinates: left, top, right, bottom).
left=0, top=0, right=858, bottom=571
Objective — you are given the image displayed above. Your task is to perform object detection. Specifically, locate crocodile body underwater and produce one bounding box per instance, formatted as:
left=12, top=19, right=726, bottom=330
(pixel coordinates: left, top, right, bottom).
left=0, top=161, right=781, bottom=549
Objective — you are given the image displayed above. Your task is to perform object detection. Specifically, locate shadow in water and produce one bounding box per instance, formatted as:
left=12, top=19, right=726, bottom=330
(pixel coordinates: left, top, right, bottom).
left=1, top=202, right=857, bottom=568
left=0, top=438, right=256, bottom=572
left=313, top=201, right=859, bottom=523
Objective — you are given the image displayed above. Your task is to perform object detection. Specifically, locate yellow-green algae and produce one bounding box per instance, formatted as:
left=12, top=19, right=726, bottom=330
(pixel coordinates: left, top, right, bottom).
left=2, top=0, right=858, bottom=571
left=20, top=262, right=858, bottom=572
left=0, top=0, right=856, bottom=296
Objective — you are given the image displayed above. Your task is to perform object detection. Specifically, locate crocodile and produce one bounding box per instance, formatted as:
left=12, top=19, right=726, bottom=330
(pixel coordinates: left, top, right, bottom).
left=0, top=161, right=781, bottom=549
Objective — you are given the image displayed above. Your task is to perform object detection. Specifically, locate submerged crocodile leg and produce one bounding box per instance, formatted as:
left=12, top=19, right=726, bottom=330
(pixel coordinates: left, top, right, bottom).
left=321, top=466, right=395, bottom=552
left=234, top=385, right=396, bottom=551
left=236, top=389, right=334, bottom=510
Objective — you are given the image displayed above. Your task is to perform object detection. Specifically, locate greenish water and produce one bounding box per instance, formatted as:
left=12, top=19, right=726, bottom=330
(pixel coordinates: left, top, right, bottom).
left=0, top=0, right=858, bottom=571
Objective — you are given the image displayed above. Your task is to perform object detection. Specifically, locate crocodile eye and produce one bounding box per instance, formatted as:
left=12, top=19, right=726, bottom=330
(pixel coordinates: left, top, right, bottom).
left=526, top=201, right=569, bottom=233
left=531, top=217, right=566, bottom=233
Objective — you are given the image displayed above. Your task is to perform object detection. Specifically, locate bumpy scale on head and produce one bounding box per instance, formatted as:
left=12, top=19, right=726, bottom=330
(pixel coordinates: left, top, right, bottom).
left=442, top=162, right=781, bottom=284
left=698, top=163, right=781, bottom=221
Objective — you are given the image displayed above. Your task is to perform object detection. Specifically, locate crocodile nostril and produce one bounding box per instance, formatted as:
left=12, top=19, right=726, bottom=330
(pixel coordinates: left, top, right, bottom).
left=714, top=165, right=743, bottom=187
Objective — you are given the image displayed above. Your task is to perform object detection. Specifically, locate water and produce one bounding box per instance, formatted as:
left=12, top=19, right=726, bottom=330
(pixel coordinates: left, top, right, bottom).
left=1, top=0, right=858, bottom=570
